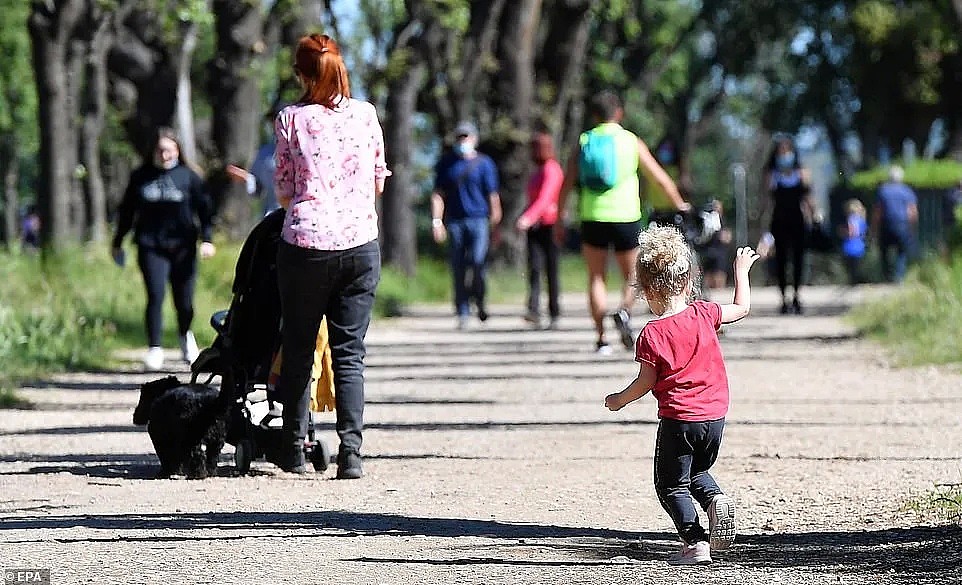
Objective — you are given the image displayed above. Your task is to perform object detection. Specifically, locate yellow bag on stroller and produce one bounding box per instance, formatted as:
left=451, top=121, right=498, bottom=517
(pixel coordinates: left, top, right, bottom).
left=268, top=317, right=336, bottom=412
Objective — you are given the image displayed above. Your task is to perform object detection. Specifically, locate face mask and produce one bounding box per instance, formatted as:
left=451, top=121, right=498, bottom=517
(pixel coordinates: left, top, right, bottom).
left=454, top=142, right=475, bottom=158
left=154, top=155, right=178, bottom=170
left=776, top=152, right=795, bottom=170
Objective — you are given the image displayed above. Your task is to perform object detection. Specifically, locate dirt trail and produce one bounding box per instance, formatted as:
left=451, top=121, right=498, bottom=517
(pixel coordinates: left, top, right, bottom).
left=1, top=285, right=961, bottom=584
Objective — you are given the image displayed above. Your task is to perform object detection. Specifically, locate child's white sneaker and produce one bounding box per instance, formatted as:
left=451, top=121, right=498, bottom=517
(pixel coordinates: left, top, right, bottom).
left=708, top=493, right=736, bottom=551
left=143, top=346, right=164, bottom=371
left=179, top=331, right=199, bottom=364
left=667, top=540, right=711, bottom=565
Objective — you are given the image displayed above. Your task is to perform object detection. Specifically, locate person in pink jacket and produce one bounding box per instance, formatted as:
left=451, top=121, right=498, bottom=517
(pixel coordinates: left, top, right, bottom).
left=272, top=33, right=390, bottom=478
left=516, top=131, right=564, bottom=329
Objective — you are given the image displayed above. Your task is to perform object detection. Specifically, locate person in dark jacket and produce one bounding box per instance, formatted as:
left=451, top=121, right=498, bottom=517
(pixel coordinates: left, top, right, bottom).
left=763, top=136, right=814, bottom=314
left=111, top=127, right=216, bottom=371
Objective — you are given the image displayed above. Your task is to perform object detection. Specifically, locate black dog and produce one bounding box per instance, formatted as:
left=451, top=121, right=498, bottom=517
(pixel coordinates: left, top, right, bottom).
left=133, top=375, right=229, bottom=479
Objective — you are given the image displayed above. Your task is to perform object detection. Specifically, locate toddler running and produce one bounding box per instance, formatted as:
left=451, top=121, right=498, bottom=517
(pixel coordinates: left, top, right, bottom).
left=605, top=224, right=760, bottom=565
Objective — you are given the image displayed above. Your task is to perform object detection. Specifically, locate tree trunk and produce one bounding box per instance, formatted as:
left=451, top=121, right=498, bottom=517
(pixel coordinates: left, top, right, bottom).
left=488, top=0, right=543, bottom=265
left=175, top=20, right=199, bottom=163
left=539, top=0, right=594, bottom=155
left=107, top=8, right=179, bottom=156
left=0, top=140, right=19, bottom=248
left=381, top=57, right=426, bottom=276
left=208, top=0, right=267, bottom=238
left=78, top=1, right=123, bottom=243
left=28, top=0, right=85, bottom=250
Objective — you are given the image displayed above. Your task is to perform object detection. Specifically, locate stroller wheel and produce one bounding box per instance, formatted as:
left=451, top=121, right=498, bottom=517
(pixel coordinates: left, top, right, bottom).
left=234, top=439, right=253, bottom=475
left=310, top=439, right=332, bottom=473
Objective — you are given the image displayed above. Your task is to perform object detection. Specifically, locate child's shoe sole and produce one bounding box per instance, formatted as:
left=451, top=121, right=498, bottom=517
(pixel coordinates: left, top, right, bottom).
left=708, top=494, right=736, bottom=551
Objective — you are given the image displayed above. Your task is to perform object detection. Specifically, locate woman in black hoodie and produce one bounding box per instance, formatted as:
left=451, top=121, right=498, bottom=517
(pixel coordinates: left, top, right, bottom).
left=112, top=128, right=216, bottom=371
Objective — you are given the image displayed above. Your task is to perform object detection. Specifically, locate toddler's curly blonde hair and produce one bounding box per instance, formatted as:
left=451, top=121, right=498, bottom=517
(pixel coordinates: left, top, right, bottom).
left=635, top=224, right=695, bottom=302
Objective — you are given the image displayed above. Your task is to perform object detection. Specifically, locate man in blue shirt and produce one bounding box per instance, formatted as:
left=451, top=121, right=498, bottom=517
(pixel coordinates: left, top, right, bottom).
left=431, top=121, right=503, bottom=328
left=871, top=165, right=918, bottom=282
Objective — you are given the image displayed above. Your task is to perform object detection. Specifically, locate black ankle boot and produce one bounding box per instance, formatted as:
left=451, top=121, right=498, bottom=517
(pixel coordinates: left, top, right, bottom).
left=336, top=449, right=363, bottom=480
left=268, top=441, right=308, bottom=474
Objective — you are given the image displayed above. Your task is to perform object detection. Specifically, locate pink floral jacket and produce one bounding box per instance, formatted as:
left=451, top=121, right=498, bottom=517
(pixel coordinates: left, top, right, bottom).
left=274, top=99, right=390, bottom=250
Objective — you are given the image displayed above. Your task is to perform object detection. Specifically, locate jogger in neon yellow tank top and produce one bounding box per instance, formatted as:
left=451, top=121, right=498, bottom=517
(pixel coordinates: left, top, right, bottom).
left=554, top=91, right=690, bottom=353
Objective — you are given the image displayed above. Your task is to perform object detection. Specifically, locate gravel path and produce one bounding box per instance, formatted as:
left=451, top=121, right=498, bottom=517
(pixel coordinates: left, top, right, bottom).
left=1, top=285, right=961, bottom=584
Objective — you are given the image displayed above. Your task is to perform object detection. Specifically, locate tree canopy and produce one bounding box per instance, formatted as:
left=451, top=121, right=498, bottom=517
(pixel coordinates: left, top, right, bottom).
left=2, top=0, right=961, bottom=267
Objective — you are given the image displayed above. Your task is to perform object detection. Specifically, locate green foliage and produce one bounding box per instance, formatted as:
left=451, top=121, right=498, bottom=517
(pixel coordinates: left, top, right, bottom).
left=902, top=483, right=962, bottom=526
left=0, top=2, right=36, bottom=142
left=850, top=160, right=962, bottom=190
left=0, top=235, right=591, bottom=389
left=0, top=240, right=240, bottom=391
left=850, top=251, right=962, bottom=365
left=0, top=387, right=33, bottom=410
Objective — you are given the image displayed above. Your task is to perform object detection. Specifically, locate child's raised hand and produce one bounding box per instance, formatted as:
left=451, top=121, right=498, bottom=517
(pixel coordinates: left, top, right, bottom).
left=733, top=246, right=760, bottom=274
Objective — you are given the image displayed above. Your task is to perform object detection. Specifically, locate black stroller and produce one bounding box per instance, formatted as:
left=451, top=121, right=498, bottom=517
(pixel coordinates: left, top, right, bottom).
left=190, top=209, right=332, bottom=474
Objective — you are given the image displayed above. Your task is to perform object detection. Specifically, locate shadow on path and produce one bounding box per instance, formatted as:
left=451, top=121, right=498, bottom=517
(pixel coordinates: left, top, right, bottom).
left=2, top=510, right=958, bottom=579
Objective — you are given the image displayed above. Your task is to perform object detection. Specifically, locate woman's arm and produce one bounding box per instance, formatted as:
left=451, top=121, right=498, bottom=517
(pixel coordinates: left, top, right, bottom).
left=372, top=105, right=390, bottom=197
left=518, top=160, right=563, bottom=230
left=273, top=113, right=294, bottom=209
left=553, top=146, right=581, bottom=244
left=638, top=139, right=689, bottom=211
left=111, top=172, right=140, bottom=250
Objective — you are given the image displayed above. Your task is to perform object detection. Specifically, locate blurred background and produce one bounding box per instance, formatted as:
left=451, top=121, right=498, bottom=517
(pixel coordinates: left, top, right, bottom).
left=3, top=0, right=961, bottom=265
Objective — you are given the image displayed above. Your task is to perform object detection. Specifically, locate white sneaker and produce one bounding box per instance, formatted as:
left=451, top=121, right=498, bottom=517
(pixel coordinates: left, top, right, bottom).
left=708, top=494, right=736, bottom=551
left=179, top=331, right=199, bottom=364
left=667, top=540, right=711, bottom=565
left=144, top=346, right=164, bottom=371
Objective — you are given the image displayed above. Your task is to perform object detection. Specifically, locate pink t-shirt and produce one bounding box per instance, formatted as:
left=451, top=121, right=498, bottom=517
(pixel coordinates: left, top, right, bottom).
left=274, top=99, right=390, bottom=251
left=635, top=300, right=729, bottom=421
left=520, top=159, right=564, bottom=226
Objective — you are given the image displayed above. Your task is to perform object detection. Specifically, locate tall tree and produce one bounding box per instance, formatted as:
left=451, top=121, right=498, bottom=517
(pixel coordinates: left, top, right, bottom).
left=207, top=0, right=267, bottom=238
left=28, top=0, right=86, bottom=249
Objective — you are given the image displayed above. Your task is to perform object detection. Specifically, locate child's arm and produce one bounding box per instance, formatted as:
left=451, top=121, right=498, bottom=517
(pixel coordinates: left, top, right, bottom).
left=605, top=363, right=657, bottom=411
left=719, top=246, right=761, bottom=324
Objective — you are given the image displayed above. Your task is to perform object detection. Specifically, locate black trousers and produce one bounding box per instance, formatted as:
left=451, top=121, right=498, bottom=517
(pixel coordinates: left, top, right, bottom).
left=276, top=240, right=380, bottom=454
left=526, top=224, right=560, bottom=318
left=771, top=222, right=806, bottom=298
left=137, top=245, right=197, bottom=347
left=654, top=417, right=726, bottom=544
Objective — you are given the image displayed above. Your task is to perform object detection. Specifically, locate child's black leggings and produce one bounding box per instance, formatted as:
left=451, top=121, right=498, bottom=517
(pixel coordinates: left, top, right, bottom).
left=137, top=245, right=197, bottom=347
left=654, top=417, right=726, bottom=544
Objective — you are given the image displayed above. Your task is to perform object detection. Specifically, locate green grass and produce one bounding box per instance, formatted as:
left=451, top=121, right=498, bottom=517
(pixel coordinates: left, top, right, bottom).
left=850, top=251, right=962, bottom=365
left=903, top=483, right=962, bottom=526
left=0, top=242, right=591, bottom=405
left=0, top=242, right=239, bottom=402
left=0, top=387, right=34, bottom=409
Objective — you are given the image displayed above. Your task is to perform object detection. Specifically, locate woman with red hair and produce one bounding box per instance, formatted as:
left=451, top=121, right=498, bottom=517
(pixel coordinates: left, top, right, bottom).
left=273, top=34, right=390, bottom=478
left=516, top=131, right=564, bottom=328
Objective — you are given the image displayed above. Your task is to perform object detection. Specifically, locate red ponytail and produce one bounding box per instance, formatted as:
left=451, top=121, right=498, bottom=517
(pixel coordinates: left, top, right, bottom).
left=294, top=34, right=351, bottom=109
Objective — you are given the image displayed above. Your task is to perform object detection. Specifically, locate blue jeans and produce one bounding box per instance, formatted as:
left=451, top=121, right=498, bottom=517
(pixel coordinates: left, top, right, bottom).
left=276, top=240, right=380, bottom=455
left=880, top=227, right=914, bottom=283
left=447, top=217, right=490, bottom=317
left=654, top=418, right=726, bottom=545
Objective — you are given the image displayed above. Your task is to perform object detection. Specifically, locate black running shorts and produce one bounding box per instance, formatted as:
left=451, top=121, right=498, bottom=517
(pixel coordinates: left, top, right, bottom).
left=580, top=220, right=642, bottom=252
